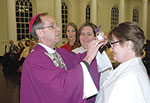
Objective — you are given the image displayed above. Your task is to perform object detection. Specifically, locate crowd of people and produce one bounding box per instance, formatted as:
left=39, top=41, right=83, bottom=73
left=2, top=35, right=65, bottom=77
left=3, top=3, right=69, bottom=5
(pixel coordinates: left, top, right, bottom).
left=2, top=12, right=150, bottom=103
left=2, top=39, right=35, bottom=74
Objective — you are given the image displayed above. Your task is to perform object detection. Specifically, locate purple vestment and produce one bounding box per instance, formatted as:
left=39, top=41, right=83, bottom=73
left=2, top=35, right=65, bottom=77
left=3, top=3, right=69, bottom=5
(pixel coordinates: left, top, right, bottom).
left=20, top=44, right=100, bottom=103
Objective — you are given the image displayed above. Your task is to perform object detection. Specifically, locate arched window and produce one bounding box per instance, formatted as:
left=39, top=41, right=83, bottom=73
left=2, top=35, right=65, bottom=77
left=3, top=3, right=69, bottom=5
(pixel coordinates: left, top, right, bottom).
left=111, top=7, right=119, bottom=29
left=61, top=1, right=68, bottom=38
left=133, top=8, right=139, bottom=24
left=86, top=4, right=91, bottom=22
left=16, top=0, right=33, bottom=40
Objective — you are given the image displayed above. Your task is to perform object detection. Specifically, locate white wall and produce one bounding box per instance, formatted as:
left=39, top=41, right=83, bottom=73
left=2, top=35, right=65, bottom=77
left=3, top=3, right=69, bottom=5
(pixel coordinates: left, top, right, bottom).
left=35, top=0, right=54, bottom=16
left=97, top=0, right=119, bottom=34
left=127, top=0, right=142, bottom=26
left=0, top=0, right=8, bottom=55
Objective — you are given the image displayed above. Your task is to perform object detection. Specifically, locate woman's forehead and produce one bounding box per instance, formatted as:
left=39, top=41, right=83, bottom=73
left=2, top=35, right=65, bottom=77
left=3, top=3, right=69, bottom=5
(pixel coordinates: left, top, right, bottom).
left=67, top=25, right=75, bottom=29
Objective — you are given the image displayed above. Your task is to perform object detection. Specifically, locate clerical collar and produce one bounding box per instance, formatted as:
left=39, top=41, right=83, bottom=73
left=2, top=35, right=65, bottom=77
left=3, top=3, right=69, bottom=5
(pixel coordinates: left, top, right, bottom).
left=38, top=43, right=56, bottom=53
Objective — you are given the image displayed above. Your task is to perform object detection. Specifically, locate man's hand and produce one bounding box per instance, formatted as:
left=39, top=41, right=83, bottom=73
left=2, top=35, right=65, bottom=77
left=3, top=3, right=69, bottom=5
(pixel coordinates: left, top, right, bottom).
left=84, top=39, right=105, bottom=65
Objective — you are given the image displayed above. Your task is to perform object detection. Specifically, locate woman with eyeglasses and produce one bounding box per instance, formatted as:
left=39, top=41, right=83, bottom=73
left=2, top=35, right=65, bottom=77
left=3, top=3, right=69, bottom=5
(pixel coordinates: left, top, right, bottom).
left=60, top=22, right=80, bottom=51
left=95, top=22, right=150, bottom=103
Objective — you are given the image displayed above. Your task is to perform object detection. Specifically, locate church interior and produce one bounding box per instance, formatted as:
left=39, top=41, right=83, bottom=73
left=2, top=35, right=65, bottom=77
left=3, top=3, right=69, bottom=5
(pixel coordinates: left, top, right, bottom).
left=0, top=0, right=150, bottom=103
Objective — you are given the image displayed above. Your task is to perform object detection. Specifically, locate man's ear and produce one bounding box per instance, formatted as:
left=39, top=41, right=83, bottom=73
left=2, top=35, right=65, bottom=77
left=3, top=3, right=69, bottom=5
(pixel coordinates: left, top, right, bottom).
left=35, top=29, right=43, bottom=38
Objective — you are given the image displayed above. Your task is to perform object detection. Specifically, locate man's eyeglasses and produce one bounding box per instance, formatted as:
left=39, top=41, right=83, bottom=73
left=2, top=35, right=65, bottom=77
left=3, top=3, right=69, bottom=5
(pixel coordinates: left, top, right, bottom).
left=40, top=24, right=59, bottom=29
left=109, top=40, right=121, bottom=47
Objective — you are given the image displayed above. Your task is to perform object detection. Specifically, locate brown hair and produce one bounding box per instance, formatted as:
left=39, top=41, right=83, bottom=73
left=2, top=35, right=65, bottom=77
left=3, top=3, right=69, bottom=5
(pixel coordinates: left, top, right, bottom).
left=108, top=22, right=145, bottom=56
left=65, top=22, right=80, bottom=49
left=78, top=22, right=97, bottom=37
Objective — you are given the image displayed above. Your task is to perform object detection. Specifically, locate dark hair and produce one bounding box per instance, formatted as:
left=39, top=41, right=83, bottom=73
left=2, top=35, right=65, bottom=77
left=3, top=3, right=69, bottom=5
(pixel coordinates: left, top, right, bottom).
left=25, top=40, right=31, bottom=46
left=146, top=40, right=150, bottom=45
left=65, top=22, right=80, bottom=49
left=18, top=41, right=24, bottom=47
left=78, top=22, right=97, bottom=37
left=108, top=22, right=145, bottom=56
left=31, top=13, right=48, bottom=41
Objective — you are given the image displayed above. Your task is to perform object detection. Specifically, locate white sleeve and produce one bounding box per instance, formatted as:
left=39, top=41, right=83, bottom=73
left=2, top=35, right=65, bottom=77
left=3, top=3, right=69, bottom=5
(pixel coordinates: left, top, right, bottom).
left=96, top=51, right=113, bottom=72
left=80, top=62, right=98, bottom=99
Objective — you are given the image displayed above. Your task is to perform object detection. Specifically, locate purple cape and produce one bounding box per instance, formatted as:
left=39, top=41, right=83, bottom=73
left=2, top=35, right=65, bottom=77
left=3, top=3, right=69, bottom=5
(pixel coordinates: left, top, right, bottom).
left=20, top=44, right=100, bottom=103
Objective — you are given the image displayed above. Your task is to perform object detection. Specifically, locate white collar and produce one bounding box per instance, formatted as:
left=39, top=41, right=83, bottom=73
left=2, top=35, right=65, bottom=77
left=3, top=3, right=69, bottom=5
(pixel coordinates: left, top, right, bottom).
left=38, top=43, right=56, bottom=54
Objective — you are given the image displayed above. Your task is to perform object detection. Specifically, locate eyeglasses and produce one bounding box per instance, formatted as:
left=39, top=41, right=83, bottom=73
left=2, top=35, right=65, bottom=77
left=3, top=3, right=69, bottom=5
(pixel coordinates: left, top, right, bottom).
left=109, top=40, right=121, bottom=47
left=40, top=24, right=59, bottom=29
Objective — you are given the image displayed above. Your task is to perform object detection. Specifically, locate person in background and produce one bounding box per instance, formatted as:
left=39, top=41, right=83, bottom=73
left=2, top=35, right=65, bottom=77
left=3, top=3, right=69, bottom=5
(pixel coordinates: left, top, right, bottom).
left=15, top=41, right=25, bottom=72
left=17, top=41, right=25, bottom=56
left=96, top=22, right=150, bottom=103
left=72, top=22, right=97, bottom=53
left=18, top=40, right=31, bottom=65
left=29, top=41, right=35, bottom=52
left=20, top=13, right=104, bottom=103
left=143, top=39, right=150, bottom=62
left=143, top=39, right=150, bottom=77
left=141, top=48, right=146, bottom=59
left=2, top=40, right=19, bottom=73
left=72, top=22, right=113, bottom=103
left=60, top=22, right=80, bottom=51
left=8, top=40, right=19, bottom=55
